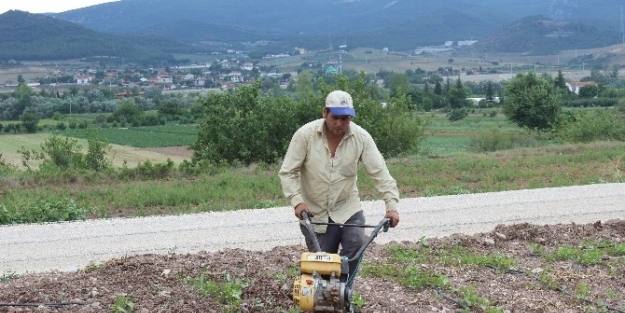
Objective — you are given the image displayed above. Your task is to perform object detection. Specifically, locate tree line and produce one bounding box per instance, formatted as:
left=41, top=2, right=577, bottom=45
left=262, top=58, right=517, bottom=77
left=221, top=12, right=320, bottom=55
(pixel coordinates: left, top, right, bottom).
left=2, top=67, right=625, bottom=169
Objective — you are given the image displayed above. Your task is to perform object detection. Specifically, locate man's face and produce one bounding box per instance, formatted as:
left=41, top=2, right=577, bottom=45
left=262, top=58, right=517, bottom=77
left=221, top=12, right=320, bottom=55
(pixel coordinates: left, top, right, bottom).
left=323, top=109, right=352, bottom=136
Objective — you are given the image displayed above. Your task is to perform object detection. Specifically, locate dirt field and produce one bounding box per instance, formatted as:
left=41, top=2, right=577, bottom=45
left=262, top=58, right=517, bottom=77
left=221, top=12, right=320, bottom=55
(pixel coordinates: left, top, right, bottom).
left=0, top=219, right=623, bottom=312
left=0, top=133, right=193, bottom=169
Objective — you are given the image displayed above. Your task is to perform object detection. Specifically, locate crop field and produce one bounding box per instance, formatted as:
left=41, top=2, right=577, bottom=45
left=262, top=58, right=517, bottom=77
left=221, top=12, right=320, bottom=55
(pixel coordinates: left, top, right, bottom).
left=62, top=124, right=198, bottom=148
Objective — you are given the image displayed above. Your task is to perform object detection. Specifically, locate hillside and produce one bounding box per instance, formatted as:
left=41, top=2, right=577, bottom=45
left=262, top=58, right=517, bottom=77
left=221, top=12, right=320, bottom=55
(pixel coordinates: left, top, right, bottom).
left=49, top=0, right=625, bottom=52
left=472, top=15, right=622, bottom=55
left=2, top=1, right=625, bottom=62
left=0, top=10, right=202, bottom=64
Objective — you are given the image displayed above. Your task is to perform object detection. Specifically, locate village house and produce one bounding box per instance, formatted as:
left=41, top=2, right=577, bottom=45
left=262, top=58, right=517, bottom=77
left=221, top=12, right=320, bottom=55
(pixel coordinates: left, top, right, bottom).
left=75, top=75, right=94, bottom=84
left=566, top=81, right=598, bottom=95
left=240, top=62, right=254, bottom=71
left=229, top=71, right=243, bottom=83
left=194, top=78, right=206, bottom=87
left=156, top=73, right=173, bottom=84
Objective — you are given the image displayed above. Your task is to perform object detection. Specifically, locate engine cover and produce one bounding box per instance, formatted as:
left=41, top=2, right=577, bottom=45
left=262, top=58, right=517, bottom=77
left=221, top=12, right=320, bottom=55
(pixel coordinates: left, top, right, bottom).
left=292, top=252, right=352, bottom=312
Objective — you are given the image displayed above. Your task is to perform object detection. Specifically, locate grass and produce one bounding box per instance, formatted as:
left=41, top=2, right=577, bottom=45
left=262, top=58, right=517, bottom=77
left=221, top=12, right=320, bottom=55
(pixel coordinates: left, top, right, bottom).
left=0, top=132, right=191, bottom=169
left=0, top=109, right=624, bottom=221
left=111, top=294, right=135, bottom=313
left=0, top=140, right=623, bottom=221
left=421, top=111, right=529, bottom=155
left=360, top=244, right=509, bottom=312
left=62, top=125, right=198, bottom=148
left=543, top=240, right=625, bottom=266
left=184, top=270, right=248, bottom=312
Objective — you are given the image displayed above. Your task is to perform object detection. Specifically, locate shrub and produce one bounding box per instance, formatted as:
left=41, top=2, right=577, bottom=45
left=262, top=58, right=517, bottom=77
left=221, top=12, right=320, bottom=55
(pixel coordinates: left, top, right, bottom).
left=503, top=72, right=561, bottom=130
left=470, top=129, right=539, bottom=152
left=0, top=198, right=89, bottom=225
left=554, top=108, right=625, bottom=143
left=0, top=154, right=16, bottom=175
left=39, top=134, right=85, bottom=170
left=563, top=98, right=617, bottom=108
left=192, top=74, right=428, bottom=164
left=118, top=159, right=176, bottom=180
left=20, top=132, right=112, bottom=172
left=447, top=108, right=469, bottom=121
left=191, top=80, right=300, bottom=165
left=84, top=129, right=112, bottom=172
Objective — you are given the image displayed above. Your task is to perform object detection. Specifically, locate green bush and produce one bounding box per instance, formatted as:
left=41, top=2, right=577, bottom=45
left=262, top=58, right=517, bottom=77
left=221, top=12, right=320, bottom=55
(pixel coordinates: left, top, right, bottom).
left=84, top=129, right=112, bottom=172
left=555, top=108, right=625, bottom=143
left=447, top=108, right=469, bottom=121
left=191, top=80, right=300, bottom=165
left=0, top=198, right=89, bottom=225
left=191, top=74, right=427, bottom=165
left=503, top=72, right=561, bottom=130
left=563, top=98, right=617, bottom=108
left=40, top=134, right=86, bottom=170
left=0, top=153, right=16, bottom=174
left=20, top=131, right=112, bottom=172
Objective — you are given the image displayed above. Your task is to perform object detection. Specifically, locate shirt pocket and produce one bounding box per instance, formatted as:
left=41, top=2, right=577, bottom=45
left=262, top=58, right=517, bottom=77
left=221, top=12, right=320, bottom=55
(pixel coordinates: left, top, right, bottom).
left=339, top=162, right=358, bottom=177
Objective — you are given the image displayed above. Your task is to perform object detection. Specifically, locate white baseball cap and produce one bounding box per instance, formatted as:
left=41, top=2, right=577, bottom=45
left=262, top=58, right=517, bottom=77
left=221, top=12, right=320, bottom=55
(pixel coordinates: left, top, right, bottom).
left=325, top=90, right=356, bottom=117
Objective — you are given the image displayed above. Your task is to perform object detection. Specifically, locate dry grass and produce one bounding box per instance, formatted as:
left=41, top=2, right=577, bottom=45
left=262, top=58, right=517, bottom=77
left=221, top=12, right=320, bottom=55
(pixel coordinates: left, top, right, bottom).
left=0, top=133, right=192, bottom=169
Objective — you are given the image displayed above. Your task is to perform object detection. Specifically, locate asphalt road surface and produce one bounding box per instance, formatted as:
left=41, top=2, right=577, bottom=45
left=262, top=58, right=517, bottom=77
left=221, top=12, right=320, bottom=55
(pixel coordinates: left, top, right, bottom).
left=1, top=183, right=624, bottom=275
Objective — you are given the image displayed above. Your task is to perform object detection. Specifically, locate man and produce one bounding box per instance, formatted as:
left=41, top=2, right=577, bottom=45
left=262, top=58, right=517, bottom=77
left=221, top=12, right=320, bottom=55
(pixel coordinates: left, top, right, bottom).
left=279, top=89, right=400, bottom=279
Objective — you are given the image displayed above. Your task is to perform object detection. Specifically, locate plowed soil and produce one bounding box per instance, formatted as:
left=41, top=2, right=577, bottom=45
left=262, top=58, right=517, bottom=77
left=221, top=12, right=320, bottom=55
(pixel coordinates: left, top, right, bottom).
left=1, top=219, right=624, bottom=313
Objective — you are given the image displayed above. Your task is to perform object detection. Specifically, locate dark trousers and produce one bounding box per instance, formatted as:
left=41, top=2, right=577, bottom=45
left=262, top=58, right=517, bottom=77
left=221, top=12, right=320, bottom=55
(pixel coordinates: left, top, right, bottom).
left=300, top=210, right=366, bottom=279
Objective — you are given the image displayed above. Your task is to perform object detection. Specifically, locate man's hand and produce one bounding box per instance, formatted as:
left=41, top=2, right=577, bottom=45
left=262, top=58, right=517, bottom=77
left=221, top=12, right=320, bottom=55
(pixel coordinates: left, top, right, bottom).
left=384, top=211, right=399, bottom=228
left=294, top=203, right=310, bottom=220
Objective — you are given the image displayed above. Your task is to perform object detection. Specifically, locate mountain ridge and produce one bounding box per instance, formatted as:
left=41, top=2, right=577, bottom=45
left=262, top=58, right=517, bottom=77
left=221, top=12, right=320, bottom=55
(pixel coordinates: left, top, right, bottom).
left=1, top=1, right=624, bottom=63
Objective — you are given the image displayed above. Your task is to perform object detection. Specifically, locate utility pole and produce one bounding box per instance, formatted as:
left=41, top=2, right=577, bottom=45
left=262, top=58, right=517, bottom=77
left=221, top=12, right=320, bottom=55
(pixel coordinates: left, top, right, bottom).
left=338, top=51, right=343, bottom=74
left=621, top=5, right=625, bottom=43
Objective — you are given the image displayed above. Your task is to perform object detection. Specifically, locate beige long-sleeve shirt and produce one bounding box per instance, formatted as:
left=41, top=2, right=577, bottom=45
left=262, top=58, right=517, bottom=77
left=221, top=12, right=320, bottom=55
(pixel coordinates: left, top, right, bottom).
left=279, top=118, right=399, bottom=232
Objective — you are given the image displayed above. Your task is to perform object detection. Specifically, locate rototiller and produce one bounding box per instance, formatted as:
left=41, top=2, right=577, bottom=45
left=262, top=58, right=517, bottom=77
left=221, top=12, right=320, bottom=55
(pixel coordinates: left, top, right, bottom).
left=291, top=212, right=391, bottom=313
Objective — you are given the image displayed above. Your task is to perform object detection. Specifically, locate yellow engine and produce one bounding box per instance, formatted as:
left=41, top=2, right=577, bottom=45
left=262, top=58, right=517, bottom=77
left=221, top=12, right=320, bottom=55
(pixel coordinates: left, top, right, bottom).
left=292, top=252, right=352, bottom=313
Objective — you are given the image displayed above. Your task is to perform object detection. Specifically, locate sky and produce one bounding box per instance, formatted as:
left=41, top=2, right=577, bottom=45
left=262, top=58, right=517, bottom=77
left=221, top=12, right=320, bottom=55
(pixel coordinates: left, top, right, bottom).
left=0, top=0, right=119, bottom=14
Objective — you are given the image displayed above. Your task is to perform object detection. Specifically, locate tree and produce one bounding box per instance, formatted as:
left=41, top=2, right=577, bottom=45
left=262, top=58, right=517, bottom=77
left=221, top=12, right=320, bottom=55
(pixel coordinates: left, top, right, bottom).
left=10, top=83, right=34, bottom=120
left=20, top=109, right=40, bottom=133
left=503, top=72, right=561, bottom=130
left=578, top=84, right=599, bottom=98
left=110, top=102, right=143, bottom=124
left=447, top=77, right=470, bottom=109
left=191, top=74, right=427, bottom=165
left=553, top=69, right=572, bottom=100
left=388, top=73, right=412, bottom=98
left=444, top=77, right=451, bottom=94
left=554, top=69, right=567, bottom=90
left=191, top=80, right=300, bottom=165
left=158, top=100, right=182, bottom=119
left=295, top=71, right=315, bottom=98
left=433, top=81, right=443, bottom=95
left=485, top=80, right=495, bottom=101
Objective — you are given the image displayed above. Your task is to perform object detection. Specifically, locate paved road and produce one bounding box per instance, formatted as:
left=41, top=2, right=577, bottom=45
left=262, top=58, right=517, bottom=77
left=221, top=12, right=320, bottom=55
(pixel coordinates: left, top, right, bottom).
left=1, top=183, right=624, bottom=275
